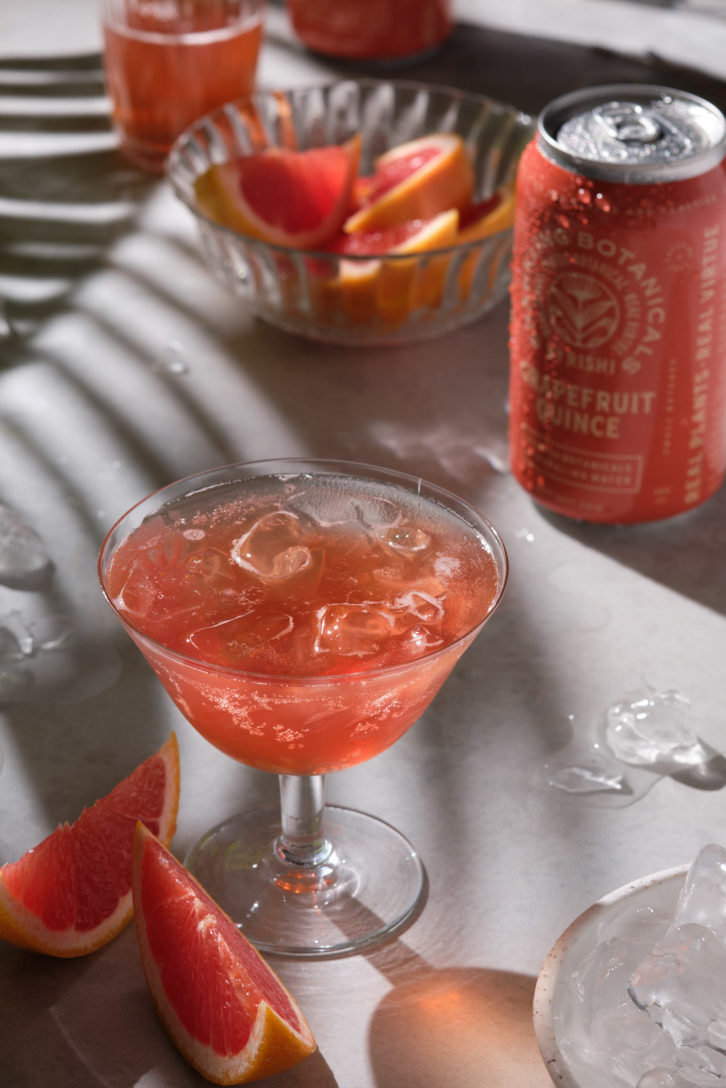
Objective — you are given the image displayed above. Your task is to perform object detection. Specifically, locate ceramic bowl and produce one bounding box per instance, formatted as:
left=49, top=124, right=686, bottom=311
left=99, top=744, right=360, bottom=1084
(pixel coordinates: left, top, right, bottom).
left=533, top=865, right=688, bottom=1087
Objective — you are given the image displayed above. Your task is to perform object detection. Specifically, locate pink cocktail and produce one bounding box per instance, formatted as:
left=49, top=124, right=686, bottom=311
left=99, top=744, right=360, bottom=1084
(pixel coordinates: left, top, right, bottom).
left=99, top=460, right=507, bottom=956
left=102, top=0, right=264, bottom=172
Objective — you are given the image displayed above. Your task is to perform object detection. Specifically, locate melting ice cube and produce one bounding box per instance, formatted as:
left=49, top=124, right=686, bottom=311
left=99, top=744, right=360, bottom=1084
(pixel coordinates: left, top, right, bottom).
left=314, top=603, right=393, bottom=657
left=377, top=524, right=431, bottom=557
left=287, top=486, right=399, bottom=533
left=605, top=691, right=706, bottom=769
left=231, top=511, right=318, bottom=583
left=0, top=504, right=52, bottom=588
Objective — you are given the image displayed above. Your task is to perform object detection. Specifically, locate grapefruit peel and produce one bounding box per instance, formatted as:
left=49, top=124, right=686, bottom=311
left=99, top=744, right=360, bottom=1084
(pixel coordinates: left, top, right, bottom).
left=132, top=823, right=316, bottom=1085
left=0, top=733, right=179, bottom=957
left=343, top=132, right=474, bottom=234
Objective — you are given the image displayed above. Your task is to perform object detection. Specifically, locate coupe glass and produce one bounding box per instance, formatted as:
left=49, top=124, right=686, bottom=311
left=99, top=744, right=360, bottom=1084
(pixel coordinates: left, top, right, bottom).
left=98, top=459, right=507, bottom=957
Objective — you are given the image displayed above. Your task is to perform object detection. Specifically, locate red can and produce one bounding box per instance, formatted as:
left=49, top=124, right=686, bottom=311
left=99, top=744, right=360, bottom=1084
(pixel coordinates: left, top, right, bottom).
left=509, top=84, right=726, bottom=523
left=286, top=0, right=452, bottom=62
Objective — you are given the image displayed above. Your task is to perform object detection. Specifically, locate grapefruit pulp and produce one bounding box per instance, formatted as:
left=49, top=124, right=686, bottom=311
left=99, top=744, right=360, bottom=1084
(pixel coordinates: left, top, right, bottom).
left=313, top=209, right=460, bottom=325
left=194, top=134, right=361, bottom=249
left=344, top=132, right=474, bottom=233
left=132, top=823, right=316, bottom=1085
left=457, top=188, right=515, bottom=243
left=0, top=733, right=179, bottom=957
left=456, top=188, right=516, bottom=299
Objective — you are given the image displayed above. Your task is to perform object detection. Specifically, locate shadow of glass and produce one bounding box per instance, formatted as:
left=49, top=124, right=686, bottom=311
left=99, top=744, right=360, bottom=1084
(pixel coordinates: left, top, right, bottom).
left=366, top=946, right=551, bottom=1088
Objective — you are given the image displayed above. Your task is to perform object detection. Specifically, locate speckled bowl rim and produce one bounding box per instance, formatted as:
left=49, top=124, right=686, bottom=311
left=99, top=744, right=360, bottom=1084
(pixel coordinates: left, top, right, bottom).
left=532, top=864, right=689, bottom=1088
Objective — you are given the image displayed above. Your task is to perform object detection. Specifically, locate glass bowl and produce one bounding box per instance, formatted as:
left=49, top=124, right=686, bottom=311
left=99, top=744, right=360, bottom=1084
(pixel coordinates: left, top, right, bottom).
left=165, top=79, right=534, bottom=346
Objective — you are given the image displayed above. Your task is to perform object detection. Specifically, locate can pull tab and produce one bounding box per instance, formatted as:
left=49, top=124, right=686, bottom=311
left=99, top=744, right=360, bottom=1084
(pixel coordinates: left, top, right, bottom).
left=593, top=102, right=663, bottom=145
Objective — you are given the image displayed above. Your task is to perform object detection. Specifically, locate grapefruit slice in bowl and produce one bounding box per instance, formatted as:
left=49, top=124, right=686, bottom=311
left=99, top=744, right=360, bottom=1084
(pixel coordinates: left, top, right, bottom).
left=456, top=187, right=517, bottom=299
left=344, top=132, right=474, bottom=233
left=0, top=733, right=179, bottom=957
left=193, top=134, right=362, bottom=250
left=132, top=823, right=316, bottom=1085
left=314, top=209, right=460, bottom=326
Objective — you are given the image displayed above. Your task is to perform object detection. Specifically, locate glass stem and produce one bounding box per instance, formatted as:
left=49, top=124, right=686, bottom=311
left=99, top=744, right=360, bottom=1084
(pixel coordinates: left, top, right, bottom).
left=276, top=774, right=332, bottom=868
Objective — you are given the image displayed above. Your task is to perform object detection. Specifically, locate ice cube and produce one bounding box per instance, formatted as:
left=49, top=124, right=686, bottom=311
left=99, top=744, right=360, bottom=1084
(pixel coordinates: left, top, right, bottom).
left=394, top=590, right=444, bottom=624
left=558, top=919, right=676, bottom=1087
left=377, top=524, right=431, bottom=558
left=231, top=511, right=319, bottom=583
left=188, top=611, right=293, bottom=665
left=636, top=1069, right=690, bottom=1088
left=287, top=486, right=399, bottom=532
left=627, top=847, right=726, bottom=1081
left=605, top=691, right=706, bottom=768
left=314, top=603, right=393, bottom=657
left=673, top=844, right=726, bottom=945
left=0, top=504, right=52, bottom=588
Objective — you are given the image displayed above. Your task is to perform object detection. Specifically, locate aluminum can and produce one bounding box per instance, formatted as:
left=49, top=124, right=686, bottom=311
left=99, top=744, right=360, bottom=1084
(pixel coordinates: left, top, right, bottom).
left=509, top=84, right=726, bottom=523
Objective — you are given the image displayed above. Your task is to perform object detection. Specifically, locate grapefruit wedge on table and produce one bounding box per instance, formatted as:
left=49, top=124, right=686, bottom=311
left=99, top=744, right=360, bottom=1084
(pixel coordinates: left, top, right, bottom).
left=0, top=733, right=179, bottom=957
left=133, top=823, right=316, bottom=1085
left=194, top=134, right=361, bottom=249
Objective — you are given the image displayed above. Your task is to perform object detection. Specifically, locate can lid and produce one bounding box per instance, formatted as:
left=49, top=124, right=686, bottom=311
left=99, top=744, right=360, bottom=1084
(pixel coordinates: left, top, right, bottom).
left=538, top=84, right=726, bottom=183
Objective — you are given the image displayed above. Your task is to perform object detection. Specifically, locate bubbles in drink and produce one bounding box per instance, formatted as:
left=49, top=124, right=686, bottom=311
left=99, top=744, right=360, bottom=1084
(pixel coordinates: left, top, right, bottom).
left=106, top=472, right=500, bottom=676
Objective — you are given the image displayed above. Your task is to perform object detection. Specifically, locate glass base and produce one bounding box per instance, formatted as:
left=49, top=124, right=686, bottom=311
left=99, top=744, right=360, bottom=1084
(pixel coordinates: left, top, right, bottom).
left=184, top=803, right=425, bottom=958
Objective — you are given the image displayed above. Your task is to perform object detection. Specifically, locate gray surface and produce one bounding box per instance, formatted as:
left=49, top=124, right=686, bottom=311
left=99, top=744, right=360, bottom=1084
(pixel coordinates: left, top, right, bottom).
left=2, top=2, right=726, bottom=1086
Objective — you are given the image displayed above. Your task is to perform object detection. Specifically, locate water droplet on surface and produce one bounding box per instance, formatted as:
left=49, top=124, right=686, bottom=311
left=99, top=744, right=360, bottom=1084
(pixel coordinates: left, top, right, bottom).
left=152, top=339, right=190, bottom=375
left=539, top=688, right=717, bottom=808
left=515, top=528, right=536, bottom=544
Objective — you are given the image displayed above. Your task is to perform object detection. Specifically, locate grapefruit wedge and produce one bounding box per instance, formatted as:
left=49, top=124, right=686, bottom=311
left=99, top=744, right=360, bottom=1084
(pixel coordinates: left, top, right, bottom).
left=457, top=187, right=516, bottom=243
left=344, top=132, right=474, bottom=234
left=0, top=733, right=179, bottom=957
left=316, top=209, right=460, bottom=325
left=194, top=134, right=361, bottom=249
left=132, top=824, right=316, bottom=1085
left=456, top=189, right=516, bottom=300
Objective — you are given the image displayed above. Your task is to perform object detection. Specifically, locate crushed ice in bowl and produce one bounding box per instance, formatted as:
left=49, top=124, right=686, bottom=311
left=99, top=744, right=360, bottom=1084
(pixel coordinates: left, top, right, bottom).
left=557, top=844, right=726, bottom=1086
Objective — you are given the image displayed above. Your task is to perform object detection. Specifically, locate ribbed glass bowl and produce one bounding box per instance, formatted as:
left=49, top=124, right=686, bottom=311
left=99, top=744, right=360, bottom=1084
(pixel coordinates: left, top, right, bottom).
left=166, top=79, right=534, bottom=346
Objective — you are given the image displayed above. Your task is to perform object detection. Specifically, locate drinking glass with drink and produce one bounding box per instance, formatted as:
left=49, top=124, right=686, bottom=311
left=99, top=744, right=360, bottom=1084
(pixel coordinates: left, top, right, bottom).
left=101, top=0, right=265, bottom=172
left=99, top=459, right=507, bottom=956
